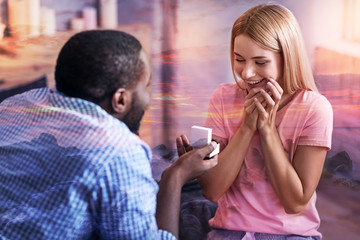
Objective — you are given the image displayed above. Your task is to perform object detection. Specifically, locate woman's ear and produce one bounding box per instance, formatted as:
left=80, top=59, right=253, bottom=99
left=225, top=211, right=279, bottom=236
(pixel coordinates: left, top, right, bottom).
left=111, top=88, right=132, bottom=115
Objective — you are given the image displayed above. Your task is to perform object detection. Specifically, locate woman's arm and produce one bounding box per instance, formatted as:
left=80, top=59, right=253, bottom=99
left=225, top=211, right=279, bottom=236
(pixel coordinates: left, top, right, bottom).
left=255, top=79, right=327, bottom=213
left=197, top=126, right=255, bottom=202
left=260, top=129, right=327, bottom=214
left=197, top=88, right=266, bottom=202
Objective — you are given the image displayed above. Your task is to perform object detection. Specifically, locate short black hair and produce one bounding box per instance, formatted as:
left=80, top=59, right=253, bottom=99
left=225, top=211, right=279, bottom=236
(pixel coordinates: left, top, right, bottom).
left=55, top=30, right=144, bottom=103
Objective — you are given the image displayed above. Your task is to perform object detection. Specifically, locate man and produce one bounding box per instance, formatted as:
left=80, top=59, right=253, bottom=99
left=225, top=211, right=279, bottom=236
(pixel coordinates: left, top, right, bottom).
left=0, top=30, right=217, bottom=239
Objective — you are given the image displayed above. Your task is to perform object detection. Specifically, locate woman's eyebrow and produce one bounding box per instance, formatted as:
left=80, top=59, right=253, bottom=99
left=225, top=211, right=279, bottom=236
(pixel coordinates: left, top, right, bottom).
left=252, top=56, right=268, bottom=59
left=234, top=52, right=268, bottom=59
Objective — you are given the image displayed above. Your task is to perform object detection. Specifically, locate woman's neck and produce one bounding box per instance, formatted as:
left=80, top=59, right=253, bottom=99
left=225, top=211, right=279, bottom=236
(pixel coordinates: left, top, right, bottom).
left=278, top=92, right=295, bottom=111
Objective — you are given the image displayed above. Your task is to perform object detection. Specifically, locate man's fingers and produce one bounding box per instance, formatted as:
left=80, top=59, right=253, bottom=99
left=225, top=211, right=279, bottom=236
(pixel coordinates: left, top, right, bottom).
left=176, top=135, right=193, bottom=156
left=181, top=134, right=193, bottom=152
left=206, top=155, right=218, bottom=168
left=197, top=141, right=217, bottom=159
left=176, top=136, right=186, bottom=156
left=180, top=134, right=189, bottom=145
left=199, top=155, right=218, bottom=175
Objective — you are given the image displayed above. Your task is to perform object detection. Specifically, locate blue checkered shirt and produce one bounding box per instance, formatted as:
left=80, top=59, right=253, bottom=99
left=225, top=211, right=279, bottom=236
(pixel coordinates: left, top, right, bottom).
left=0, top=88, right=176, bottom=240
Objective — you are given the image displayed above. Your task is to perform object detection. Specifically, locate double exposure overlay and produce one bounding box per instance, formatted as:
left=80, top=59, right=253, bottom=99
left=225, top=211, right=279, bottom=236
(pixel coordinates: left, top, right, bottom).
left=0, top=1, right=359, bottom=239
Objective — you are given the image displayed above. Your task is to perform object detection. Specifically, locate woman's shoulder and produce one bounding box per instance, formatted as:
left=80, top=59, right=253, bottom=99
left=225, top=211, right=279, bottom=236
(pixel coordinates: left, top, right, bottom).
left=212, top=82, right=244, bottom=97
left=216, top=82, right=238, bottom=90
left=295, top=89, right=333, bottom=114
left=297, top=89, right=331, bottom=105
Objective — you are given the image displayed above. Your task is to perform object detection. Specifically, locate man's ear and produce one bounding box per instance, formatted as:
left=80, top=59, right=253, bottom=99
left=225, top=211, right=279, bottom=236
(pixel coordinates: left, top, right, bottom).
left=111, top=88, right=132, bottom=115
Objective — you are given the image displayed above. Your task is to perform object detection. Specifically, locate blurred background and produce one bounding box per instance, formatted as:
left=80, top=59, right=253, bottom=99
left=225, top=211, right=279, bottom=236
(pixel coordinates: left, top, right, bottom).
left=0, top=0, right=359, bottom=239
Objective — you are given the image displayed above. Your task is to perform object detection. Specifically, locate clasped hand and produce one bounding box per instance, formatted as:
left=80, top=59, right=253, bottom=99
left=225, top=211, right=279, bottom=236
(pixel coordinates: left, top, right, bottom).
left=244, top=78, right=283, bottom=133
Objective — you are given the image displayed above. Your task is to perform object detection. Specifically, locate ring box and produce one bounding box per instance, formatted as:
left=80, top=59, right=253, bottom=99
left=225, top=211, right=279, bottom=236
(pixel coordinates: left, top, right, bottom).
left=190, top=125, right=220, bottom=158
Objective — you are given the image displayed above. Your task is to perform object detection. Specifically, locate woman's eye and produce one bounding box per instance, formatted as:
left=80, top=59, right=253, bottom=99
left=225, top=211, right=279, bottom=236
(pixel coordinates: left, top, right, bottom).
left=256, top=61, right=267, bottom=65
left=235, top=59, right=245, bottom=62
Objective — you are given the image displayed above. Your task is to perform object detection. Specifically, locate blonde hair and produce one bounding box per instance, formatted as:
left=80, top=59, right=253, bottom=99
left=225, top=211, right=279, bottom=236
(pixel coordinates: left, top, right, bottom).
left=230, top=4, right=317, bottom=93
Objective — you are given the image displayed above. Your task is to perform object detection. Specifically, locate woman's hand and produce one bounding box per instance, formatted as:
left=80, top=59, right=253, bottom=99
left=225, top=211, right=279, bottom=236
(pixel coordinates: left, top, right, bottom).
left=254, top=78, right=283, bottom=134
left=244, top=86, right=267, bottom=131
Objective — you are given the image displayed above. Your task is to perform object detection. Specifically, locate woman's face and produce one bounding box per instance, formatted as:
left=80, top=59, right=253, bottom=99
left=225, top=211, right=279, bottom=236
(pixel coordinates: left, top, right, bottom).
left=233, top=34, right=283, bottom=90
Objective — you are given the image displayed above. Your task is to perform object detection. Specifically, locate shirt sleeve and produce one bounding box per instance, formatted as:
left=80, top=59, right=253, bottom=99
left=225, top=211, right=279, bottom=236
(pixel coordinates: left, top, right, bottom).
left=204, top=85, right=228, bottom=140
left=93, top=143, right=177, bottom=240
left=298, top=95, right=333, bottom=150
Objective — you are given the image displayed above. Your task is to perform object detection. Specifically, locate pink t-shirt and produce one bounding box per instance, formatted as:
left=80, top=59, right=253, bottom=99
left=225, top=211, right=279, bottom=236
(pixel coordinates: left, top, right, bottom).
left=204, top=83, right=333, bottom=238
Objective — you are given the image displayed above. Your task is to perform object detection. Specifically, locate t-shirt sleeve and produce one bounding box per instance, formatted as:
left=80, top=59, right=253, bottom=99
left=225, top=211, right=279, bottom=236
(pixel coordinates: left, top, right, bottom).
left=298, top=95, right=333, bottom=150
left=204, top=85, right=228, bottom=139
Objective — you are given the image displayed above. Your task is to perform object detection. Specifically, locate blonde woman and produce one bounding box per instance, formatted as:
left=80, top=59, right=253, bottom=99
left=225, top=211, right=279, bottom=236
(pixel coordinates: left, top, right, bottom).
left=177, top=4, right=333, bottom=239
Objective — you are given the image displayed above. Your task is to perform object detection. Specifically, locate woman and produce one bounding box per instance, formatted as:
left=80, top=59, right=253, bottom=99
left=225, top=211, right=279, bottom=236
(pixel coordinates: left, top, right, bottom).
left=177, top=4, right=333, bottom=240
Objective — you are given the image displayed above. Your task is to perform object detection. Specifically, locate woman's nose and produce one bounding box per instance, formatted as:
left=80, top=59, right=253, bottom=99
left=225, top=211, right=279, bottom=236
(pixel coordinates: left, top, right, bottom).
left=241, top=63, right=256, bottom=80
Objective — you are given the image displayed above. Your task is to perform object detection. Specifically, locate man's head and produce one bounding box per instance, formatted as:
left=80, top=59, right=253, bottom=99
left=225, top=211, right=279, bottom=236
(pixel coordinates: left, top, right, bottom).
left=55, top=30, right=152, bottom=134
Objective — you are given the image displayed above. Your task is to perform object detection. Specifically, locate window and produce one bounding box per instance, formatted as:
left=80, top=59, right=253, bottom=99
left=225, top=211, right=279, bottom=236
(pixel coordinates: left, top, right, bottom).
left=344, top=0, right=360, bottom=42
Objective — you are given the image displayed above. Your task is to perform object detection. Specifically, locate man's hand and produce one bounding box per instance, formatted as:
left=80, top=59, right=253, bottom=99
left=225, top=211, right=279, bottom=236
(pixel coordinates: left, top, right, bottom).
left=176, top=134, right=193, bottom=157
left=156, top=139, right=218, bottom=238
left=170, top=140, right=218, bottom=186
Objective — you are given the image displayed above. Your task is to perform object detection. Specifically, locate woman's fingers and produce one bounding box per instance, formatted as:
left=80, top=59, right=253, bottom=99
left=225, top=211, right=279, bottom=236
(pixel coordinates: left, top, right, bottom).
left=254, top=97, right=267, bottom=116
left=246, top=86, right=263, bottom=99
left=246, top=100, right=257, bottom=114
left=266, top=79, right=283, bottom=102
left=246, top=91, right=267, bottom=113
left=260, top=89, right=274, bottom=110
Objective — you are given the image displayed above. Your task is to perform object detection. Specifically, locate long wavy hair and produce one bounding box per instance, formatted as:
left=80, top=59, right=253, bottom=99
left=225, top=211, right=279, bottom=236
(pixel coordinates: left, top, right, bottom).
left=230, top=4, right=317, bottom=94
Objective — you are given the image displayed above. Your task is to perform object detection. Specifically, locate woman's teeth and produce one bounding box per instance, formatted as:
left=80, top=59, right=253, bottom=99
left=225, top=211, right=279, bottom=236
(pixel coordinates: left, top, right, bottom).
left=248, top=78, right=265, bottom=85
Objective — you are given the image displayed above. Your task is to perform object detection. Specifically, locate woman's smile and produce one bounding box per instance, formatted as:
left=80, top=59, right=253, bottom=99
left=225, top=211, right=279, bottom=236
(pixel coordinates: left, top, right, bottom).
left=246, top=78, right=267, bottom=88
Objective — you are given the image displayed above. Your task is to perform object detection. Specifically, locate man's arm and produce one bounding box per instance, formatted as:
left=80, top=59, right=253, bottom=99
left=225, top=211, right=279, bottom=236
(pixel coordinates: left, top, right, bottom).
left=93, top=145, right=170, bottom=239
left=156, top=142, right=218, bottom=239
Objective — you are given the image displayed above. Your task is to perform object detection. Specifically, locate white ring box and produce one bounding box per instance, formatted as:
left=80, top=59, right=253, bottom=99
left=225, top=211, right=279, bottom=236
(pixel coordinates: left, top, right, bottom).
left=190, top=126, right=220, bottom=158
